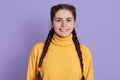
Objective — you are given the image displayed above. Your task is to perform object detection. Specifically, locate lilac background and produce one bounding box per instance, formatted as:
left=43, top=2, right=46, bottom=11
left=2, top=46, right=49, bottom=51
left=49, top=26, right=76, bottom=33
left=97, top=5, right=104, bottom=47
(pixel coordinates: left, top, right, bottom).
left=0, top=0, right=120, bottom=80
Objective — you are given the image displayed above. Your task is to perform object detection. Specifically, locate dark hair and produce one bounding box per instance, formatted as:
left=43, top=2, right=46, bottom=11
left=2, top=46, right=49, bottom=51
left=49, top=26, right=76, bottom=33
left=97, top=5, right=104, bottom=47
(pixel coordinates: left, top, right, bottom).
left=37, top=4, right=85, bottom=80
left=51, top=4, right=76, bottom=21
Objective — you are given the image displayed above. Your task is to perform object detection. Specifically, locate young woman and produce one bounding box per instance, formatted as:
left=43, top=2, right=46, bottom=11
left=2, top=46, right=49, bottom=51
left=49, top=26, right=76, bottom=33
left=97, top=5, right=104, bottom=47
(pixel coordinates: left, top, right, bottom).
left=26, top=4, right=94, bottom=80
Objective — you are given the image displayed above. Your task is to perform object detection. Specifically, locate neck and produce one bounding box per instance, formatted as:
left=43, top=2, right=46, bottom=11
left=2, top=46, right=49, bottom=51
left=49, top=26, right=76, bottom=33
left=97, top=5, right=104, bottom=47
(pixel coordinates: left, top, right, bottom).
left=51, top=33, right=74, bottom=47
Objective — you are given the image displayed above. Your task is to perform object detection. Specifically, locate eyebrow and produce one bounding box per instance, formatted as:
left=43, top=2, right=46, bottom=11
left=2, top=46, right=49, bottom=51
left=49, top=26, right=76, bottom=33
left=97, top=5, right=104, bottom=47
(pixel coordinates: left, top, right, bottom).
left=55, top=17, right=73, bottom=19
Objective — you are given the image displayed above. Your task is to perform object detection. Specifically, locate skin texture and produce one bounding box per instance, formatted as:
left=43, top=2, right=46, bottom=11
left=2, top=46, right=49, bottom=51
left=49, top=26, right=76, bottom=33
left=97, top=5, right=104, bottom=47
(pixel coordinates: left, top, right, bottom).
left=52, top=9, right=76, bottom=38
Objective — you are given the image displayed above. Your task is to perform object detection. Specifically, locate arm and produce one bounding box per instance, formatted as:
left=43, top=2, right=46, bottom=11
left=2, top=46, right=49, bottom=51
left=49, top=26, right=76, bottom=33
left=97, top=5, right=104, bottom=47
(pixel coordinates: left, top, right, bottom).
left=26, top=46, right=38, bottom=80
left=85, top=54, right=94, bottom=80
left=81, top=45, right=94, bottom=80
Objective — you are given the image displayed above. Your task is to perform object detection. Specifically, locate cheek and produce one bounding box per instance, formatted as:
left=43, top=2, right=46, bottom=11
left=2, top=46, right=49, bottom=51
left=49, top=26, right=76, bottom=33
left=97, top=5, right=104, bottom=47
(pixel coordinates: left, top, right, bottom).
left=52, top=23, right=61, bottom=28
left=68, top=23, right=75, bottom=28
left=67, top=21, right=75, bottom=27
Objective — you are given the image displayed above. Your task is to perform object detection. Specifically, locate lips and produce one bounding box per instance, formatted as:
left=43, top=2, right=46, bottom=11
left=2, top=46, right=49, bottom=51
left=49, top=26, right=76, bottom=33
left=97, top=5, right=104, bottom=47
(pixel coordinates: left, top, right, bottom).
left=59, top=29, right=68, bottom=32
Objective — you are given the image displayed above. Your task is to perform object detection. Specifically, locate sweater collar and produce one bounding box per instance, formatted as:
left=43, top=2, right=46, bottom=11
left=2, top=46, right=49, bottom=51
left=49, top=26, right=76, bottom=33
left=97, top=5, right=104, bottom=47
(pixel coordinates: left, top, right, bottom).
left=51, top=33, right=74, bottom=47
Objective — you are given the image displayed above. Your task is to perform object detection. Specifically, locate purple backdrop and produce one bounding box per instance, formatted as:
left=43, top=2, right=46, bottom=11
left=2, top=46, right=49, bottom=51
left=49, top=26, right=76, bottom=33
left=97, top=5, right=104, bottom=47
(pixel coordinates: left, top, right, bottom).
left=0, top=0, right=120, bottom=80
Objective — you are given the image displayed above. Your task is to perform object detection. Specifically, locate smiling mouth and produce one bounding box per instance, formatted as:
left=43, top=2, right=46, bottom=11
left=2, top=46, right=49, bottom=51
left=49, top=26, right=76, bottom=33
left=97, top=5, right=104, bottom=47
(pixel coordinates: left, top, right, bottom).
left=59, top=29, right=69, bottom=32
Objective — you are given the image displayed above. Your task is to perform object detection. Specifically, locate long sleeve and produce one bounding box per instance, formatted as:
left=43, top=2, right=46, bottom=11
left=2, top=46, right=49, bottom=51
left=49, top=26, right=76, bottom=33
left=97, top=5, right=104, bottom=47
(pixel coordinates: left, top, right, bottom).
left=85, top=54, right=94, bottom=80
left=81, top=45, right=94, bottom=80
left=26, top=46, right=38, bottom=80
left=26, top=39, right=94, bottom=80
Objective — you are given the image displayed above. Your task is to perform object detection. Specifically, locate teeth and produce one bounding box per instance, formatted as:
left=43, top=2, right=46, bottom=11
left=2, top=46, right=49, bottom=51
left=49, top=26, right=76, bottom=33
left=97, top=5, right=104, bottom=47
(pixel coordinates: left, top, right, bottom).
left=60, top=29, right=67, bottom=32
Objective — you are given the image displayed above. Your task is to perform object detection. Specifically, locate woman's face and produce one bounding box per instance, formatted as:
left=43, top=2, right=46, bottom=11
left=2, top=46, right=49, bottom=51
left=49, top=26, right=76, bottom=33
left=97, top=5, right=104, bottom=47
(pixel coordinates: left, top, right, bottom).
left=52, top=9, right=75, bottom=38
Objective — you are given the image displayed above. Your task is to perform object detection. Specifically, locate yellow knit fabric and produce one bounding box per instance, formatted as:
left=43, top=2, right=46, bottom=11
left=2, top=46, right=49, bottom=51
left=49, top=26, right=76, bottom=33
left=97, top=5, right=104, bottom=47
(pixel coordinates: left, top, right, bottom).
left=26, top=33, right=94, bottom=80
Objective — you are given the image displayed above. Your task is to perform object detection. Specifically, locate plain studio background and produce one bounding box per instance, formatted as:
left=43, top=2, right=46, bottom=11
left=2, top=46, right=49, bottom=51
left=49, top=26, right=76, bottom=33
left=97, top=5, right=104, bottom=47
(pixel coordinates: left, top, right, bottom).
left=0, top=0, right=120, bottom=80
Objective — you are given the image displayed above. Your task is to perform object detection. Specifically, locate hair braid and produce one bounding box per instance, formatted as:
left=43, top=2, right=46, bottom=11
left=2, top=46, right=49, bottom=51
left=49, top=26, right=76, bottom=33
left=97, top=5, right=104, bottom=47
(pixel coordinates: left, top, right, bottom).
left=36, top=28, right=54, bottom=80
left=72, top=28, right=85, bottom=80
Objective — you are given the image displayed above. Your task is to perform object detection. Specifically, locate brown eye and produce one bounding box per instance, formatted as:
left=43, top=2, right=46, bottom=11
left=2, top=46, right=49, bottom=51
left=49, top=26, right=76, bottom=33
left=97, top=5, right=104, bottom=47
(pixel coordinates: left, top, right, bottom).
left=56, top=19, right=61, bottom=22
left=67, top=19, right=72, bottom=22
left=54, top=18, right=62, bottom=22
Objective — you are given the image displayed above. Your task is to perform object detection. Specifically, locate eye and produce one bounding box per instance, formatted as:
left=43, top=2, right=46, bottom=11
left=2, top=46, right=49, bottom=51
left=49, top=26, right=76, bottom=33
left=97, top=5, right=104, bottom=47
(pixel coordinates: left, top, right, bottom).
left=67, top=19, right=72, bottom=22
left=56, top=19, right=61, bottom=22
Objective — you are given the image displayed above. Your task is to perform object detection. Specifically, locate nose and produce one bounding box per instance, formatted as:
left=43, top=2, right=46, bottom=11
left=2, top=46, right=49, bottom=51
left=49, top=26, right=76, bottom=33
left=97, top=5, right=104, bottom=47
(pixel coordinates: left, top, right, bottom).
left=61, top=21, right=66, bottom=27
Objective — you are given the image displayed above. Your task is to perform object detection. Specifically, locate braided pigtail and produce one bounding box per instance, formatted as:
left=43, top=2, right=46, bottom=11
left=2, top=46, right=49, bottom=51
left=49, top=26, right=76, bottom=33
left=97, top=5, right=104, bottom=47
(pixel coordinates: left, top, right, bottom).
left=36, top=28, right=54, bottom=80
left=72, top=28, right=85, bottom=80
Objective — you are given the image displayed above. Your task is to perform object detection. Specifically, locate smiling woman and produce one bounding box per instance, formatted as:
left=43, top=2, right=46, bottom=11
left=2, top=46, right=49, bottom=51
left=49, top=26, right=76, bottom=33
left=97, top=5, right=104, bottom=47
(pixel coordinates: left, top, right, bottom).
left=26, top=4, right=94, bottom=80
left=52, top=9, right=75, bottom=38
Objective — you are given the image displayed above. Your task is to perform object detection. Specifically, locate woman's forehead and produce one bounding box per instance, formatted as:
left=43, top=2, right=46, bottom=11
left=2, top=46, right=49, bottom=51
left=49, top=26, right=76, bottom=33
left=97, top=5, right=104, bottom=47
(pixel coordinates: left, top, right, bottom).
left=54, top=9, right=74, bottom=18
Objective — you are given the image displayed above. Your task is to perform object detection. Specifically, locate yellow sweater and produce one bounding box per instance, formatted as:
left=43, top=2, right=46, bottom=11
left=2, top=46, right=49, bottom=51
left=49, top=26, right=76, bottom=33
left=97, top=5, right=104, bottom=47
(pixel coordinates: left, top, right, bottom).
left=26, top=34, right=94, bottom=80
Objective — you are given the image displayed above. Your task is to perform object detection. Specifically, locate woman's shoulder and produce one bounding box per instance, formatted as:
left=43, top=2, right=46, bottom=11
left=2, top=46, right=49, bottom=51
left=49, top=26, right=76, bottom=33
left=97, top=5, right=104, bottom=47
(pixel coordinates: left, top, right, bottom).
left=30, top=42, right=45, bottom=57
left=31, top=42, right=45, bottom=51
left=80, top=44, right=92, bottom=57
left=34, top=42, right=44, bottom=48
left=80, top=44, right=90, bottom=50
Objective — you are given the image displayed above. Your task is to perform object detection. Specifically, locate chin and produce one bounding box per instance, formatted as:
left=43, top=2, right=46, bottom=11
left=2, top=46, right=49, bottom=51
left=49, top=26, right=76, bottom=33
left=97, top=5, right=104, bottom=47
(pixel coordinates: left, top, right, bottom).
left=60, top=34, right=70, bottom=38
